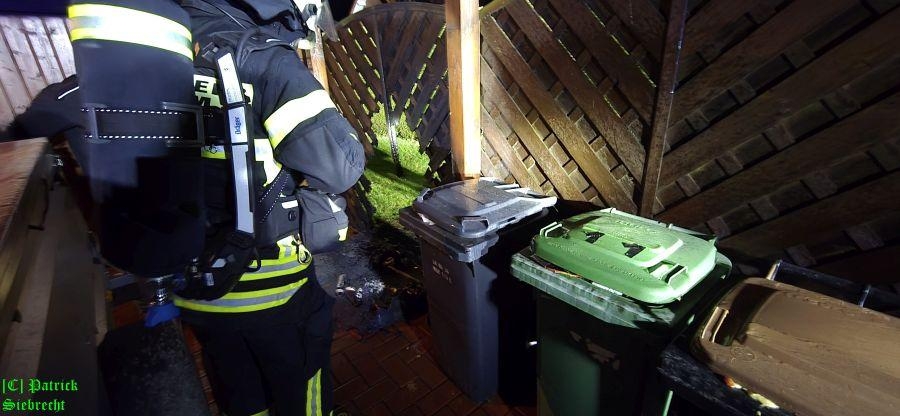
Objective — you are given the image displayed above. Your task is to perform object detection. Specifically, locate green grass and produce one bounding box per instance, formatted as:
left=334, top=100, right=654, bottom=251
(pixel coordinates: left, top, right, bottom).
left=364, top=111, right=430, bottom=228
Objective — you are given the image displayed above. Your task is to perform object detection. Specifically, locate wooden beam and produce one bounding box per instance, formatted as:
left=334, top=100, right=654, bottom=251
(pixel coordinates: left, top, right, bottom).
left=639, top=0, right=688, bottom=216
left=445, top=0, right=481, bottom=179
left=305, top=31, right=330, bottom=90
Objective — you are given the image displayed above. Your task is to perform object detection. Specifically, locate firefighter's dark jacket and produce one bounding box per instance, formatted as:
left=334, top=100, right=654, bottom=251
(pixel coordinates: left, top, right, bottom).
left=183, top=0, right=364, bottom=202
left=174, top=1, right=362, bottom=324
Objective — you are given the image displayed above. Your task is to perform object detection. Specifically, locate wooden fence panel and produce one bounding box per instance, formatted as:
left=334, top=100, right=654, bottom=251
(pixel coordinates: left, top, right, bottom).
left=327, top=0, right=900, bottom=280
left=324, top=3, right=454, bottom=182
left=0, top=16, right=74, bottom=127
left=655, top=0, right=900, bottom=279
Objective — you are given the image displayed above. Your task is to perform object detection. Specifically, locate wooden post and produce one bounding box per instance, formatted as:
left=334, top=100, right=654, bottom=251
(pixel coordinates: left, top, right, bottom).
left=445, top=0, right=481, bottom=179
left=301, top=29, right=330, bottom=90
left=639, top=0, right=688, bottom=216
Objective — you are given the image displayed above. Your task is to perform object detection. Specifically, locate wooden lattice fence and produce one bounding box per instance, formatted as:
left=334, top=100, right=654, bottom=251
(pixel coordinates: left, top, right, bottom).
left=325, top=0, right=900, bottom=280
left=657, top=0, right=900, bottom=277
left=324, top=3, right=451, bottom=179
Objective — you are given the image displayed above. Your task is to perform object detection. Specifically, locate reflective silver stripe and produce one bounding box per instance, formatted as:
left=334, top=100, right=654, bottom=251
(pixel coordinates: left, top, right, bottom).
left=217, top=52, right=254, bottom=235
left=254, top=139, right=282, bottom=185
left=57, top=86, right=79, bottom=100
left=229, top=140, right=254, bottom=234
left=217, top=53, right=244, bottom=105
left=194, top=74, right=255, bottom=108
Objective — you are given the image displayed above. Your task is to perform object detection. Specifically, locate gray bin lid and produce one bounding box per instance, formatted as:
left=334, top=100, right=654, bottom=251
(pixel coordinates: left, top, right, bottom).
left=412, top=178, right=557, bottom=239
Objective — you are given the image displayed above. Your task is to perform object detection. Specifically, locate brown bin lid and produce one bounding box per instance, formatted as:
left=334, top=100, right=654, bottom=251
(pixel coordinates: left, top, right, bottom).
left=693, top=278, right=900, bottom=416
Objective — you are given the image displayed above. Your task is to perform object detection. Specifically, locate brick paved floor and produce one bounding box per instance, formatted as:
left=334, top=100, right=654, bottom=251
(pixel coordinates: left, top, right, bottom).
left=331, top=316, right=536, bottom=416
left=114, top=288, right=535, bottom=414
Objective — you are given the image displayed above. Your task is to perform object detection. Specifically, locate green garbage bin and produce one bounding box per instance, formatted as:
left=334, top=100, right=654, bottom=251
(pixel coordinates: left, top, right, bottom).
left=511, top=208, right=732, bottom=416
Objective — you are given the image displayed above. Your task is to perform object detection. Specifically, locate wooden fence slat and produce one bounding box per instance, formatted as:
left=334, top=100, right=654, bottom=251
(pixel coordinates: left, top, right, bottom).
left=547, top=0, right=654, bottom=122
left=20, top=17, right=63, bottom=84
left=329, top=76, right=375, bottom=156
left=385, top=13, right=429, bottom=95
left=0, top=83, right=13, bottom=126
left=334, top=29, right=381, bottom=114
left=325, top=39, right=378, bottom=114
left=481, top=105, right=543, bottom=191
left=354, top=20, right=385, bottom=101
left=42, top=18, right=74, bottom=78
left=344, top=20, right=384, bottom=103
left=671, top=0, right=856, bottom=123
left=374, top=11, right=407, bottom=94
left=660, top=91, right=900, bottom=226
left=324, top=45, right=366, bottom=120
left=408, top=42, right=448, bottom=120
left=505, top=0, right=647, bottom=182
left=681, top=0, right=757, bottom=58
left=420, top=87, right=449, bottom=144
left=482, top=58, right=585, bottom=201
left=0, top=22, right=32, bottom=119
left=427, top=145, right=451, bottom=172
left=393, top=16, right=444, bottom=115
left=0, top=17, right=45, bottom=98
left=480, top=144, right=500, bottom=178
left=482, top=16, right=635, bottom=210
left=324, top=49, right=375, bottom=152
left=639, top=0, right=687, bottom=216
left=721, top=170, right=900, bottom=258
left=660, top=8, right=900, bottom=186
left=602, top=0, right=665, bottom=60
left=324, top=46, right=374, bottom=138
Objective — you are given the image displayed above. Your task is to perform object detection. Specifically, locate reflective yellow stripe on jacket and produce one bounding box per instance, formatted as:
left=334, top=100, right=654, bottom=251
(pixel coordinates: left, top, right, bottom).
left=68, top=4, right=193, bottom=60
left=264, top=90, right=336, bottom=149
left=174, top=237, right=312, bottom=313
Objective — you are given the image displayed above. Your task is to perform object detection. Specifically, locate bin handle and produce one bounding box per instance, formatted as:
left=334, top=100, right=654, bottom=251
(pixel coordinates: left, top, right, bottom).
left=458, top=216, right=490, bottom=233
left=416, top=188, right=434, bottom=202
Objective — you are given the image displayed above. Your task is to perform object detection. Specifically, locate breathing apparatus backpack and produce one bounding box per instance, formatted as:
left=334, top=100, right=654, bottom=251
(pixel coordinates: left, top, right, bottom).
left=175, top=28, right=349, bottom=301
left=68, top=0, right=205, bottom=277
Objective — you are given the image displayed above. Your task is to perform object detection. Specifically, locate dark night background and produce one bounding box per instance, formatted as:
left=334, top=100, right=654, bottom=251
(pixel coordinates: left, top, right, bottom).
left=0, top=1, right=68, bottom=15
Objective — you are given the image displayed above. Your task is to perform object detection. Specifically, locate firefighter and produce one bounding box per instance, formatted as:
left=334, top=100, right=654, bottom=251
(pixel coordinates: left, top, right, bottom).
left=172, top=1, right=364, bottom=415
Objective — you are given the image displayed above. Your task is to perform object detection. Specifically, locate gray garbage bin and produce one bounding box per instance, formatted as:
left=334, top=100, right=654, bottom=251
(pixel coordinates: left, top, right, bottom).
left=400, top=178, right=556, bottom=402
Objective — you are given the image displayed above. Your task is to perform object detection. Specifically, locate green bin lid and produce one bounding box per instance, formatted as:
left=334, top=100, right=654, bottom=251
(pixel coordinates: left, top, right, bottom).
left=532, top=208, right=719, bottom=304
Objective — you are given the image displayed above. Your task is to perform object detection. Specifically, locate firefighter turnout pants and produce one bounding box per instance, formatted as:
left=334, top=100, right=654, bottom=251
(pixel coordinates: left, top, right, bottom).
left=192, top=267, right=335, bottom=416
